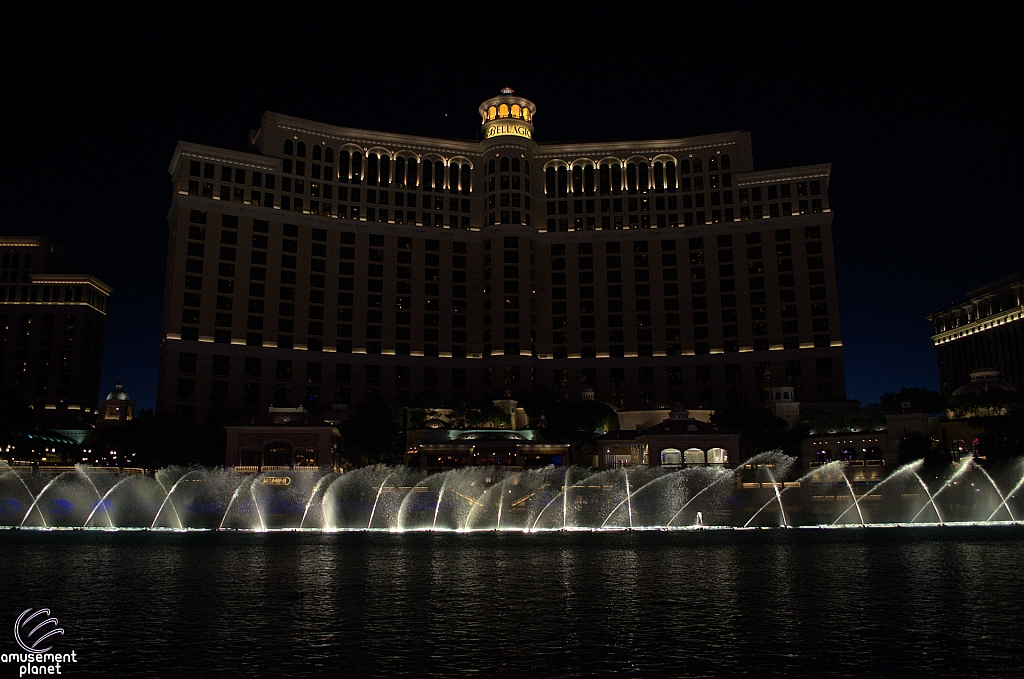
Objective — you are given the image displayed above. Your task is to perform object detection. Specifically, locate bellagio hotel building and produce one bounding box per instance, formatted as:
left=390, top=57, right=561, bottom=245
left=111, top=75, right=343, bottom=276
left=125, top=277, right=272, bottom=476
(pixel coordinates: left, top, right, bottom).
left=158, top=89, right=845, bottom=420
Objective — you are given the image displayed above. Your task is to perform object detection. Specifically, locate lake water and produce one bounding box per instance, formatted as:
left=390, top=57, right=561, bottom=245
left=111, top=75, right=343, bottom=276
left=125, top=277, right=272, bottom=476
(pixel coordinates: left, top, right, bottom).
left=2, top=527, right=1022, bottom=678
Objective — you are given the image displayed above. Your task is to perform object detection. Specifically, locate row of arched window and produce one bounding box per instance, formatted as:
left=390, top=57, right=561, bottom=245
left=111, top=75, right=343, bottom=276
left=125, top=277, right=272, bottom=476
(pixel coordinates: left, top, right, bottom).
left=543, top=155, right=731, bottom=196
left=482, top=103, right=532, bottom=122
left=485, top=157, right=531, bottom=175
left=284, top=139, right=325, bottom=160
left=280, top=141, right=731, bottom=196
left=658, top=447, right=728, bottom=466
left=331, top=151, right=472, bottom=193
left=283, top=141, right=473, bottom=191
left=543, top=161, right=662, bottom=195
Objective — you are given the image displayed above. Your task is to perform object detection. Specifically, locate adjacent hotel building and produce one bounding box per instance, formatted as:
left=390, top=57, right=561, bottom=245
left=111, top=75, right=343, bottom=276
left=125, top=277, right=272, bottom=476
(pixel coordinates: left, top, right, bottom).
left=158, top=89, right=845, bottom=420
left=0, top=236, right=111, bottom=415
left=929, top=273, right=1024, bottom=395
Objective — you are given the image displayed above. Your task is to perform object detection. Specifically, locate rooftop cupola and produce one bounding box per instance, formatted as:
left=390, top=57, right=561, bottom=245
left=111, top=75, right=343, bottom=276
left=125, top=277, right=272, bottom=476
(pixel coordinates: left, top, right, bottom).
left=478, top=88, right=536, bottom=144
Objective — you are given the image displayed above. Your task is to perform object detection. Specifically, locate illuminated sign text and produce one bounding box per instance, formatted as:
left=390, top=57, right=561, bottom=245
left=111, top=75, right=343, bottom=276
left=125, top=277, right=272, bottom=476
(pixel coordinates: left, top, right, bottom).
left=485, top=123, right=532, bottom=139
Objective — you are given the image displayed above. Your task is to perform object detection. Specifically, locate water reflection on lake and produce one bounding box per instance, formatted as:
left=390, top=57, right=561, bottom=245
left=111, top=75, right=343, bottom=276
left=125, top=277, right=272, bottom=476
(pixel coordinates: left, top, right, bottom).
left=2, top=527, right=1022, bottom=678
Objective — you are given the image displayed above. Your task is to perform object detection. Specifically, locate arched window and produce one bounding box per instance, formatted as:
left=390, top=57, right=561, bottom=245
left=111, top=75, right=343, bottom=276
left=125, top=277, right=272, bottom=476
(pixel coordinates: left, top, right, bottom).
left=366, top=154, right=379, bottom=186
left=350, top=152, right=362, bottom=182
left=584, top=166, right=595, bottom=195
left=498, top=103, right=509, bottom=118
left=523, top=108, right=531, bottom=121
left=815, top=448, right=832, bottom=463
left=395, top=157, right=406, bottom=187
left=556, top=166, right=568, bottom=197
left=422, top=161, right=432, bottom=191
left=545, top=167, right=556, bottom=195
left=324, top=147, right=334, bottom=164
left=708, top=156, right=717, bottom=171
left=448, top=163, right=458, bottom=192
left=488, top=158, right=496, bottom=174
left=434, top=160, right=444, bottom=191
left=706, top=448, right=727, bottom=464
left=692, top=157, right=702, bottom=173
left=461, top=164, right=471, bottom=194
left=599, top=164, right=611, bottom=195
left=638, top=162, right=649, bottom=193
left=284, top=139, right=294, bottom=155
left=338, top=150, right=350, bottom=182
left=511, top=157, right=520, bottom=173
left=312, top=145, right=322, bottom=161
left=296, top=141, right=306, bottom=158
left=500, top=157, right=510, bottom=172
left=611, top=164, right=622, bottom=194
left=379, top=155, right=390, bottom=185
left=511, top=104, right=521, bottom=118
left=572, top=166, right=583, bottom=194
left=653, top=162, right=665, bottom=191
left=625, top=163, right=637, bottom=193
left=488, top=106, right=496, bottom=120
left=524, top=160, right=530, bottom=174
left=679, top=158, right=690, bottom=174
left=661, top=448, right=682, bottom=465
left=666, top=161, right=677, bottom=190
left=683, top=448, right=706, bottom=465
left=406, top=157, right=417, bottom=187
left=721, top=154, right=731, bottom=170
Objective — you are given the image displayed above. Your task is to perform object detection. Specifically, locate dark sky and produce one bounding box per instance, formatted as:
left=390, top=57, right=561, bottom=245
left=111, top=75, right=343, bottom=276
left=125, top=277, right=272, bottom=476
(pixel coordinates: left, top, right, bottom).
left=4, top=6, right=1020, bottom=411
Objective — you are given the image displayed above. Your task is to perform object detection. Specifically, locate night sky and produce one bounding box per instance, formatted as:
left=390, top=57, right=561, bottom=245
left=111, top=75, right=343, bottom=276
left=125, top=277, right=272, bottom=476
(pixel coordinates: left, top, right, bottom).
left=4, top=7, right=1020, bottom=411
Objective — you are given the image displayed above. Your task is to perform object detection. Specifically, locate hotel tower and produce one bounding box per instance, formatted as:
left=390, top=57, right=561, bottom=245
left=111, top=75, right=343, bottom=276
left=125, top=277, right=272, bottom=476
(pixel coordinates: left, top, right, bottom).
left=158, top=89, right=845, bottom=420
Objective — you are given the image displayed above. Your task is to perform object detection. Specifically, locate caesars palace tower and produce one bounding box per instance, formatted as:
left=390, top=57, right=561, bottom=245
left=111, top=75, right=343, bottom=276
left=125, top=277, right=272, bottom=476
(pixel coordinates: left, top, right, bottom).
left=158, top=88, right=845, bottom=420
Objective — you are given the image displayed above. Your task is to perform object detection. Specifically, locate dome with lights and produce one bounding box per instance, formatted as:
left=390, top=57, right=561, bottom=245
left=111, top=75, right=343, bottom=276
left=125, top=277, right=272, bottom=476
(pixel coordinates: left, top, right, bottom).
left=106, top=384, right=130, bottom=401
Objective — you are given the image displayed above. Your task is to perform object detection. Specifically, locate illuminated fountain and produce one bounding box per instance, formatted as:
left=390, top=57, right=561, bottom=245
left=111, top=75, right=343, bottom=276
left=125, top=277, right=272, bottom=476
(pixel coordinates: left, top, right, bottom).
left=1, top=455, right=1021, bottom=531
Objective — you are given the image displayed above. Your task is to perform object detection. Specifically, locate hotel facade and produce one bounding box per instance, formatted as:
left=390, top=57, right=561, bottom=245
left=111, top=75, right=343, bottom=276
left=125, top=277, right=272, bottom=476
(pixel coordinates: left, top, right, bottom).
left=928, top=273, right=1024, bottom=395
left=0, top=236, right=111, bottom=416
left=158, top=90, right=845, bottom=421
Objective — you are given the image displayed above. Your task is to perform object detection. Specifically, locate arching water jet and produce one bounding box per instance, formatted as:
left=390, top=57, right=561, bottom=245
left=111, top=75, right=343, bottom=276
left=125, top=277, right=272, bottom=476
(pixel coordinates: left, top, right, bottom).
left=987, top=473, right=1024, bottom=522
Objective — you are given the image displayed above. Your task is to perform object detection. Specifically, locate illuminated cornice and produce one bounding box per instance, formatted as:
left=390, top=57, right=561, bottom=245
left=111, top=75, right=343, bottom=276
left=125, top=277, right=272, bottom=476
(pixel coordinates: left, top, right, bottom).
left=734, top=164, right=832, bottom=185
left=30, top=275, right=112, bottom=294
left=0, top=238, right=43, bottom=247
left=534, top=131, right=745, bottom=159
left=169, top=142, right=281, bottom=175
left=265, top=112, right=480, bottom=157
left=931, top=306, right=1024, bottom=345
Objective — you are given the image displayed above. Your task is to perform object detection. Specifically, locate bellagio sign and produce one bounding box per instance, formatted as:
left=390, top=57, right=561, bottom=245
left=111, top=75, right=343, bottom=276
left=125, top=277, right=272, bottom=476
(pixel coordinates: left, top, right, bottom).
left=485, top=122, right=533, bottom=140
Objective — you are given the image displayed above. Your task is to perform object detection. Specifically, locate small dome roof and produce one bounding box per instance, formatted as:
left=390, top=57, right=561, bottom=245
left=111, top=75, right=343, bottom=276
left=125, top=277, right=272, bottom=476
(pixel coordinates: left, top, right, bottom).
left=105, top=384, right=130, bottom=400
left=952, top=371, right=1017, bottom=397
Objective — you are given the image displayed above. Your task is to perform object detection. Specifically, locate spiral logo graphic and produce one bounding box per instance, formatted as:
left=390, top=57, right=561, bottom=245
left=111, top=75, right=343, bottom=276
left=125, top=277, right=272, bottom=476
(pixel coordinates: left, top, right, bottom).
left=14, top=608, right=64, bottom=653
